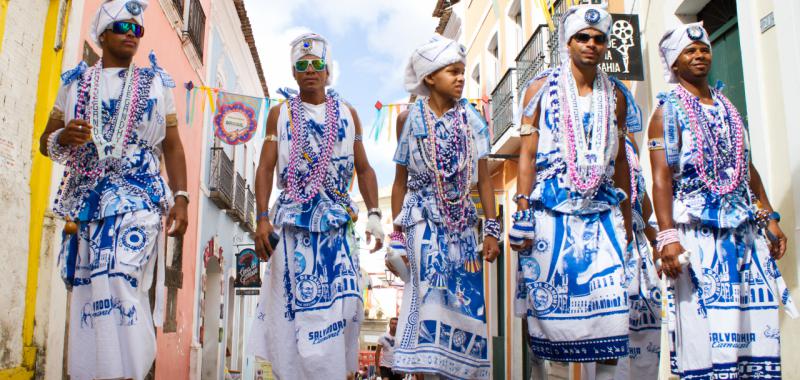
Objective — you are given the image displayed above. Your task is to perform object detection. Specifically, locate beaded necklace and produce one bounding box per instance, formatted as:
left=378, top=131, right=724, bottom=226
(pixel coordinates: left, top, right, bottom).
left=285, top=94, right=340, bottom=204
left=674, top=85, right=746, bottom=195
left=418, top=99, right=474, bottom=231
left=88, top=60, right=141, bottom=162
left=625, top=142, right=640, bottom=204
left=558, top=63, right=613, bottom=195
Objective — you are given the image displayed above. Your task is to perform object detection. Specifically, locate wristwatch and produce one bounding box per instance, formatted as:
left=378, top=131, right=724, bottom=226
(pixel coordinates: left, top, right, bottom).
left=368, top=208, right=382, bottom=218
left=174, top=190, right=189, bottom=203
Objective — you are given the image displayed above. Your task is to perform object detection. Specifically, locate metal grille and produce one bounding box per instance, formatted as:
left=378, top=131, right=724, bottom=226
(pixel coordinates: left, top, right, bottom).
left=187, top=0, right=205, bottom=57
left=515, top=25, right=548, bottom=94
left=209, top=148, right=233, bottom=209
left=233, top=173, right=246, bottom=221
left=547, top=0, right=570, bottom=69
left=491, top=69, right=515, bottom=144
left=172, top=0, right=183, bottom=16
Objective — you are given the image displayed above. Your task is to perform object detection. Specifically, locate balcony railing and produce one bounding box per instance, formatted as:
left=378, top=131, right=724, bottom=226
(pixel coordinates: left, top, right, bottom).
left=186, top=0, right=205, bottom=58
left=231, top=172, right=246, bottom=222
left=515, top=25, right=548, bottom=95
left=491, top=68, right=515, bottom=144
left=209, top=147, right=234, bottom=210
left=172, top=0, right=184, bottom=16
left=244, top=186, right=255, bottom=233
left=547, top=0, right=570, bottom=69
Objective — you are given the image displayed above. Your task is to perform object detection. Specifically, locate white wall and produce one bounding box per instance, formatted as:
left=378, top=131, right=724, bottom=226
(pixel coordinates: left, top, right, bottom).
left=0, top=0, right=51, bottom=369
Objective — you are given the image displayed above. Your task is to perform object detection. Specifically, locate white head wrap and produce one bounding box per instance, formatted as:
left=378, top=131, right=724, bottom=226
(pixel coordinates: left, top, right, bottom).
left=559, top=5, right=612, bottom=63
left=658, top=22, right=712, bottom=83
left=90, top=0, right=148, bottom=47
left=404, top=34, right=467, bottom=96
left=289, top=32, right=332, bottom=85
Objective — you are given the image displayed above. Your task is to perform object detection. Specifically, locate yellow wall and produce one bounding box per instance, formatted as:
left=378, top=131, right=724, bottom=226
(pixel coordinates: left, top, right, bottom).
left=0, top=1, right=68, bottom=379
left=0, top=0, right=8, bottom=53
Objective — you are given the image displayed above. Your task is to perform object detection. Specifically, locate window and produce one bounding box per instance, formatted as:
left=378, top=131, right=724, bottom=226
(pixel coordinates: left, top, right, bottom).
left=471, top=64, right=481, bottom=97
left=487, top=33, right=499, bottom=92
left=508, top=0, right=524, bottom=57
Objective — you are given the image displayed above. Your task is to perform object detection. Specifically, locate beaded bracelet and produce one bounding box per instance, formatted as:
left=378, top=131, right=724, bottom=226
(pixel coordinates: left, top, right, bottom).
left=47, top=128, right=71, bottom=163
left=656, top=229, right=680, bottom=252
left=512, top=209, right=534, bottom=223
left=483, top=219, right=501, bottom=240
left=389, top=231, right=405, bottom=245
left=257, top=209, right=270, bottom=222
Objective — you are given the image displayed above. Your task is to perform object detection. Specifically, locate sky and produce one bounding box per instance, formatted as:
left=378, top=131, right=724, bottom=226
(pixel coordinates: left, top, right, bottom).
left=242, top=0, right=440, bottom=188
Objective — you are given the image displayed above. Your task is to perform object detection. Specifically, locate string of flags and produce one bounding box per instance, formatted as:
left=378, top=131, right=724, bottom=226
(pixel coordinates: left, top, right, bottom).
left=368, top=97, right=491, bottom=143
left=183, top=81, right=494, bottom=145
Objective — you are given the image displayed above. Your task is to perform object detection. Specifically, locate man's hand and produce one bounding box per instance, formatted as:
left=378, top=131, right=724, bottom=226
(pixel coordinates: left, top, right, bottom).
left=766, top=220, right=788, bottom=260
left=58, top=119, right=93, bottom=146
left=483, top=236, right=501, bottom=263
left=365, top=214, right=385, bottom=253
left=254, top=219, right=275, bottom=261
left=657, top=242, right=686, bottom=278
left=166, top=197, right=189, bottom=236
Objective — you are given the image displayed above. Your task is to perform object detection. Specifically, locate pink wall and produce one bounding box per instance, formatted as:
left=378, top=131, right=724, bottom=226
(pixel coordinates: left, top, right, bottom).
left=75, top=1, right=211, bottom=378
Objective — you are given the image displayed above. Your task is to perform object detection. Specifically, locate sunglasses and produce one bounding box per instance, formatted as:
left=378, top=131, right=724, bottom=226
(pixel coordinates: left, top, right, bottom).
left=294, top=59, right=326, bottom=73
left=106, top=21, right=144, bottom=38
left=572, top=32, right=607, bottom=44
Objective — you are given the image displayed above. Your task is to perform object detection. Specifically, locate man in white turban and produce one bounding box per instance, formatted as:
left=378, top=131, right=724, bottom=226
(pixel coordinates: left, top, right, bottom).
left=249, top=31, right=383, bottom=380
left=648, top=22, right=796, bottom=379
left=386, top=34, right=498, bottom=380
left=39, top=0, right=189, bottom=379
left=512, top=5, right=637, bottom=380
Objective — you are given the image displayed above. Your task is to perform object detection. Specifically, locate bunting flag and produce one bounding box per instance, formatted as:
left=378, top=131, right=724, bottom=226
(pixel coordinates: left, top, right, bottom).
left=183, top=83, right=286, bottom=137
left=214, top=92, right=263, bottom=145
left=367, top=98, right=488, bottom=142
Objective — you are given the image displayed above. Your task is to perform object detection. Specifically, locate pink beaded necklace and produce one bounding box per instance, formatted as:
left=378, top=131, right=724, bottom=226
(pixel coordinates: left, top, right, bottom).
left=285, top=95, right=340, bottom=204
left=421, top=100, right=474, bottom=230
left=675, top=85, right=746, bottom=195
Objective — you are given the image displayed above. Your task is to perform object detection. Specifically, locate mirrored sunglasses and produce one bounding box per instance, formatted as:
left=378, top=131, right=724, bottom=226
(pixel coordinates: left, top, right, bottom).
left=107, top=21, right=144, bottom=38
left=294, top=59, right=326, bottom=73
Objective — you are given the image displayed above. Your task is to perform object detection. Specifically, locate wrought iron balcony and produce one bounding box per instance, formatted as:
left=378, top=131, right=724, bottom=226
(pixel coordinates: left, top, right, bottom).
left=547, top=0, right=570, bottom=69
left=244, top=186, right=256, bottom=233
left=491, top=68, right=515, bottom=144
left=515, top=25, right=548, bottom=95
left=186, top=0, right=205, bottom=58
left=172, top=0, right=184, bottom=16
left=208, top=147, right=234, bottom=210
left=230, top=172, right=247, bottom=222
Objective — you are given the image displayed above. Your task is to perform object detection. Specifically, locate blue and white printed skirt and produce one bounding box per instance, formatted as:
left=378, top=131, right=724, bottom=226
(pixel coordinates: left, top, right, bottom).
left=617, top=228, right=662, bottom=379
left=64, top=210, right=163, bottom=380
left=515, top=207, right=629, bottom=362
left=393, top=218, right=491, bottom=379
left=248, top=225, right=363, bottom=380
left=668, top=222, right=797, bottom=379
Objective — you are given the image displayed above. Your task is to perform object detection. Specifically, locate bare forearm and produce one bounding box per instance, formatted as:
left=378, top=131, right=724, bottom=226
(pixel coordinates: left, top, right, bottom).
left=614, top=144, right=633, bottom=238
left=164, top=144, right=187, bottom=192
left=749, top=164, right=773, bottom=211
left=477, top=160, right=497, bottom=219
left=391, top=166, right=408, bottom=232
left=255, top=164, right=274, bottom=215
left=516, top=134, right=538, bottom=210
left=357, top=166, right=379, bottom=210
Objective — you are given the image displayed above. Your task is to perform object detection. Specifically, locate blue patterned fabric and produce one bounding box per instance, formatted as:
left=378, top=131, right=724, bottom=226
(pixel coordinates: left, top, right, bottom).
left=657, top=89, right=753, bottom=228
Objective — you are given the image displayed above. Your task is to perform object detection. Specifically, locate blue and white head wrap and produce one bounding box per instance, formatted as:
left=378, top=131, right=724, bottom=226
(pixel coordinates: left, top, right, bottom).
left=658, top=22, right=712, bottom=83
left=559, top=5, right=613, bottom=63
left=90, top=0, right=148, bottom=46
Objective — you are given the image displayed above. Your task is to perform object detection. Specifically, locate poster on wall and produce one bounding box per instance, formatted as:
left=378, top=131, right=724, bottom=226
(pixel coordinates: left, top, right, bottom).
left=601, top=14, right=645, bottom=81
left=214, top=92, right=262, bottom=145
left=235, top=248, right=261, bottom=288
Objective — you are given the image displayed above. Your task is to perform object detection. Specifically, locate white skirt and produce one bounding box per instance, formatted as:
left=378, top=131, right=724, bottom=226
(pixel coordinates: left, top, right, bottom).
left=515, top=207, right=629, bottom=362
left=66, top=210, right=162, bottom=380
left=248, top=225, right=363, bottom=380
left=667, top=222, right=797, bottom=378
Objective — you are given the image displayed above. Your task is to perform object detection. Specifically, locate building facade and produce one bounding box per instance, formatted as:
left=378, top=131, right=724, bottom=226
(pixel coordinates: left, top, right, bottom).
left=435, top=0, right=800, bottom=378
